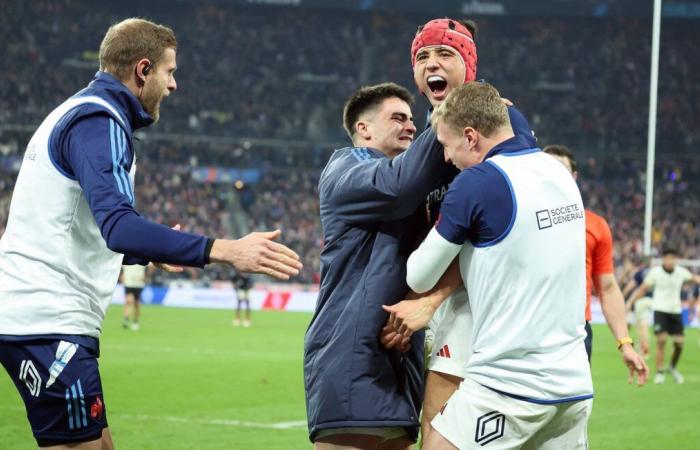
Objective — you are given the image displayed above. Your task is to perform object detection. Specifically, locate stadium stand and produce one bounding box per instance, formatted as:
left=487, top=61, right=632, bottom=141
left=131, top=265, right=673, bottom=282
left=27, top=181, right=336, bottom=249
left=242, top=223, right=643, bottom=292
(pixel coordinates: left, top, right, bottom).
left=1, top=0, right=700, bottom=283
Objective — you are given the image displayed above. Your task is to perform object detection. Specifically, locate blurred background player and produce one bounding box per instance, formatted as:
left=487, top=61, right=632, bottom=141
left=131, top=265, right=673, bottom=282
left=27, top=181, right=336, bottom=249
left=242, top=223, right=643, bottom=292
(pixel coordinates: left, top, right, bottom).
left=544, top=145, right=647, bottom=381
left=622, top=257, right=654, bottom=357
left=121, top=264, right=150, bottom=331
left=628, top=248, right=700, bottom=384
left=232, top=271, right=252, bottom=327
left=0, top=18, right=301, bottom=450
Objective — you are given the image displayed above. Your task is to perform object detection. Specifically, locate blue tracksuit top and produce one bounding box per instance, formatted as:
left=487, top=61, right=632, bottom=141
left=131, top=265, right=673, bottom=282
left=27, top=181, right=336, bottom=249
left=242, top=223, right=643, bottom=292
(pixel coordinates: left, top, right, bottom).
left=304, top=127, right=450, bottom=441
left=50, top=71, right=211, bottom=266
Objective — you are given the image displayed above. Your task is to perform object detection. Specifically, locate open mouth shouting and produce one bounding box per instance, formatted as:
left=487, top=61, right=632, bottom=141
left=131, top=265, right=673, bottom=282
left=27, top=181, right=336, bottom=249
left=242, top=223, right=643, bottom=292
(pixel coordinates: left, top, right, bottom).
left=426, top=75, right=448, bottom=99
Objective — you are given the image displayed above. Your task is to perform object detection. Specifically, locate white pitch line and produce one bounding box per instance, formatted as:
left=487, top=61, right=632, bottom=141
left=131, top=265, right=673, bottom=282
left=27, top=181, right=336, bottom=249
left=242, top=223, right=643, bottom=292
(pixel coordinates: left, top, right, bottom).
left=115, top=413, right=307, bottom=430
left=0, top=405, right=306, bottom=430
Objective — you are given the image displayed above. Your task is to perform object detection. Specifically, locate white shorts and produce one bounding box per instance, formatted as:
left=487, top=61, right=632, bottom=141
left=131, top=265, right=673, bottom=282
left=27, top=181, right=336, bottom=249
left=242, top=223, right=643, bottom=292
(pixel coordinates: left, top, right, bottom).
left=426, top=288, right=472, bottom=379
left=635, top=297, right=653, bottom=325
left=431, top=377, right=592, bottom=450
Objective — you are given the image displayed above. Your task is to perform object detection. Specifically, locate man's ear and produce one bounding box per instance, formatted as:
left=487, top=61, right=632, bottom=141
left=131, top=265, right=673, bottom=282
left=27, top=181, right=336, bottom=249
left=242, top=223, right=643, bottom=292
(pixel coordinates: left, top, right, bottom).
left=356, top=121, right=370, bottom=140
left=464, top=126, right=478, bottom=151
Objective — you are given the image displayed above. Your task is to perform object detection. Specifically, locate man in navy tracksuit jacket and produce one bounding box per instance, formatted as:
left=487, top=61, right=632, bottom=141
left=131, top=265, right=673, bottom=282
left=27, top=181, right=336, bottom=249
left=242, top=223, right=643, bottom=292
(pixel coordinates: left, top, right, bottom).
left=305, top=83, right=448, bottom=446
left=0, top=18, right=300, bottom=448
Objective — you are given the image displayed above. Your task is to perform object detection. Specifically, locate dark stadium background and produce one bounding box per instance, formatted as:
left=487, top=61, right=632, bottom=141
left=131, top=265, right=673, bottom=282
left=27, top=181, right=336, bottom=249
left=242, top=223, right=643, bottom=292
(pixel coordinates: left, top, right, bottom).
left=1, top=1, right=700, bottom=448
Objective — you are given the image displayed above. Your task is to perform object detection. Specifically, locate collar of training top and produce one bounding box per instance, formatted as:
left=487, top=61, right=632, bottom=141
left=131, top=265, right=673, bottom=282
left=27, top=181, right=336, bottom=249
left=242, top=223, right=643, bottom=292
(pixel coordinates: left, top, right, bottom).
left=485, top=135, right=538, bottom=160
left=87, top=71, right=154, bottom=130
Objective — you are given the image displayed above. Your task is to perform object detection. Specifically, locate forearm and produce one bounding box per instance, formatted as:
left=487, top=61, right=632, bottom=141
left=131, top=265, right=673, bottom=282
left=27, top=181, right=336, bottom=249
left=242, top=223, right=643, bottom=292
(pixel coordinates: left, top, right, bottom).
left=331, top=129, right=447, bottom=221
left=407, top=228, right=461, bottom=293
left=106, top=212, right=211, bottom=267
left=406, top=258, right=462, bottom=310
left=628, top=285, right=649, bottom=306
left=600, top=285, right=630, bottom=341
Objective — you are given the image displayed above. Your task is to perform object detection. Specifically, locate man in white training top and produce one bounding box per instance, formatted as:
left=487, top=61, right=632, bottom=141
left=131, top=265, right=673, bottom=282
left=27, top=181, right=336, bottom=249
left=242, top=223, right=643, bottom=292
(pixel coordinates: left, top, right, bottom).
left=384, top=82, right=592, bottom=450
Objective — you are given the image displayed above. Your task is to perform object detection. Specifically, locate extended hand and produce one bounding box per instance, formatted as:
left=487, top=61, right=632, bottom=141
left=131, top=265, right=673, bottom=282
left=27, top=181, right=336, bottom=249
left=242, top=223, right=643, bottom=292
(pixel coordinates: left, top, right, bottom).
left=621, top=345, right=649, bottom=386
left=379, top=321, right=411, bottom=353
left=382, top=299, right=436, bottom=338
left=210, top=229, right=302, bottom=280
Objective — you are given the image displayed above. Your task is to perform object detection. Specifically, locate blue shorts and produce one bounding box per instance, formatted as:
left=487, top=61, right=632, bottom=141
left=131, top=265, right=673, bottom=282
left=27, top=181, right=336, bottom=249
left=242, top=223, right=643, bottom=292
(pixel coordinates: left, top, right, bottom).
left=0, top=336, right=108, bottom=447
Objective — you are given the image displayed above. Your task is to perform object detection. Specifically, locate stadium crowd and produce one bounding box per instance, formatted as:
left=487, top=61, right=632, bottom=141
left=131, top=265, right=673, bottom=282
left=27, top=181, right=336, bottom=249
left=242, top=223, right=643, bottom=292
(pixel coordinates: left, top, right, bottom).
left=1, top=0, right=700, bottom=284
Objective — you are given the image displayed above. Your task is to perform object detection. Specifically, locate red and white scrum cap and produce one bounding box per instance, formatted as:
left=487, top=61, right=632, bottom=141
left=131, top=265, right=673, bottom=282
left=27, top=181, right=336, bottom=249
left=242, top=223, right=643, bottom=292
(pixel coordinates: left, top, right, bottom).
left=411, top=18, right=477, bottom=83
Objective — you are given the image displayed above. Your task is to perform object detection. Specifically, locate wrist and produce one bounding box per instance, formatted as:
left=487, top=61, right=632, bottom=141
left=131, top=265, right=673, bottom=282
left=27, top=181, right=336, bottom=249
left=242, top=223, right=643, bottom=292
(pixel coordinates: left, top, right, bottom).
left=616, top=336, right=634, bottom=350
left=208, top=239, right=232, bottom=263
left=424, top=293, right=445, bottom=313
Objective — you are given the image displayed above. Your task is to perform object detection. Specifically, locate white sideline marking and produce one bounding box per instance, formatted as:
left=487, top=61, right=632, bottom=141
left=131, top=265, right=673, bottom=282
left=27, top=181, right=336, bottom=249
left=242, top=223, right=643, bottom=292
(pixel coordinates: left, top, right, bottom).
left=117, top=413, right=306, bottom=429
left=0, top=406, right=305, bottom=430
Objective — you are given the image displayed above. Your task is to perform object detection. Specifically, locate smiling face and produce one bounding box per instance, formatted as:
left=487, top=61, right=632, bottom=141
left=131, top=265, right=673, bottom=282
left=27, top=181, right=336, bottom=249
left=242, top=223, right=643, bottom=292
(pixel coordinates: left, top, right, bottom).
left=413, top=45, right=466, bottom=107
left=357, top=96, right=416, bottom=158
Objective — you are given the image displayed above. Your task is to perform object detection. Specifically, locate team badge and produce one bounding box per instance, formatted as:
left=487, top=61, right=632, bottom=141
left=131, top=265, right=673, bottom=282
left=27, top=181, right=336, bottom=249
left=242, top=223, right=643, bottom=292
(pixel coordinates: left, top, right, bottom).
left=90, top=395, right=104, bottom=421
left=19, top=359, right=42, bottom=397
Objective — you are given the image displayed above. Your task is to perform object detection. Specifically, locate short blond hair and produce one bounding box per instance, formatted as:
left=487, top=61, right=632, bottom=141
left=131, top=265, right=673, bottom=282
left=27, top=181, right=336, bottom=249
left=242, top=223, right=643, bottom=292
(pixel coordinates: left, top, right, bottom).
left=99, top=18, right=177, bottom=80
left=431, top=82, right=510, bottom=137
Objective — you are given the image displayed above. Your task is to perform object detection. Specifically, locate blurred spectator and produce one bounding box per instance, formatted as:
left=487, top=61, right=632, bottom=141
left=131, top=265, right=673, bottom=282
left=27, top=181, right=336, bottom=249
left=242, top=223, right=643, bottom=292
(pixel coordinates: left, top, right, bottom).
left=2, top=0, right=700, bottom=283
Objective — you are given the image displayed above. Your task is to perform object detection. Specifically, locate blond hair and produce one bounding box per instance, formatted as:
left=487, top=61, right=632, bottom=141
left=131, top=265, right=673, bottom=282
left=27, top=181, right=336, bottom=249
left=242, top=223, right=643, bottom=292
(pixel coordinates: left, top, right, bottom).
left=431, top=82, right=509, bottom=137
left=99, top=18, right=177, bottom=80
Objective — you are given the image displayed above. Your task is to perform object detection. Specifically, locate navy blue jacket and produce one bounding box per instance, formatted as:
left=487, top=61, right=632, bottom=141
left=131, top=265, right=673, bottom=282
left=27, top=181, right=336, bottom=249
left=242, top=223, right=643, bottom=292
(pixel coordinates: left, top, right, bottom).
left=304, top=127, right=450, bottom=441
left=51, top=72, right=211, bottom=266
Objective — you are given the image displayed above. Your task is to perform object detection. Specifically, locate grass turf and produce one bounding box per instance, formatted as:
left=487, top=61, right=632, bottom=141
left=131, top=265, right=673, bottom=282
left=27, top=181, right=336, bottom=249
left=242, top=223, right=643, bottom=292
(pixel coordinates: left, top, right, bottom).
left=1, top=306, right=699, bottom=449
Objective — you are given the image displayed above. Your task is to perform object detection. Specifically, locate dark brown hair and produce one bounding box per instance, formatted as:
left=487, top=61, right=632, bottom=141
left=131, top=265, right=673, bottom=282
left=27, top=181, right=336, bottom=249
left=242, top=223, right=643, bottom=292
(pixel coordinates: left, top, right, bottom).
left=342, top=82, right=414, bottom=140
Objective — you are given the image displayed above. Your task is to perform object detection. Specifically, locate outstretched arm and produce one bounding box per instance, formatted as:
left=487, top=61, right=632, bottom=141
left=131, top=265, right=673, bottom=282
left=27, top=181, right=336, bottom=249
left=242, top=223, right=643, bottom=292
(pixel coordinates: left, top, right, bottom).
left=64, top=114, right=301, bottom=279
left=596, top=273, right=648, bottom=386
left=324, top=128, right=447, bottom=223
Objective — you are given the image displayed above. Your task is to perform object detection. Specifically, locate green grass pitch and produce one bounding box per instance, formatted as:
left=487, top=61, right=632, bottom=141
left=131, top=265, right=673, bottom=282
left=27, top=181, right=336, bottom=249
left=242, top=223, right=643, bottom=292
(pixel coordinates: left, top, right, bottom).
left=1, top=306, right=699, bottom=449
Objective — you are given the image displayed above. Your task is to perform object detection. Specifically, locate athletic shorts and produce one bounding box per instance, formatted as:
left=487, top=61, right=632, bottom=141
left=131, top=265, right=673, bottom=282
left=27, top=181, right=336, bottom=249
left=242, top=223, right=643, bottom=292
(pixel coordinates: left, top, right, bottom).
left=124, top=287, right=143, bottom=301
left=653, top=311, right=684, bottom=336
left=431, top=377, right=592, bottom=450
left=236, top=289, right=249, bottom=302
left=635, top=298, right=653, bottom=325
left=0, top=338, right=107, bottom=447
left=426, top=288, right=472, bottom=378
left=314, top=426, right=407, bottom=442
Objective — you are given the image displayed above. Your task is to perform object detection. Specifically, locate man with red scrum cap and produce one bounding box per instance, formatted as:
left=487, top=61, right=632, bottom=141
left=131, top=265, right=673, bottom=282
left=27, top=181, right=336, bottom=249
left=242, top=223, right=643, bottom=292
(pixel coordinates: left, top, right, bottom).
left=381, top=17, right=538, bottom=444
left=412, top=19, right=480, bottom=443
left=411, top=18, right=477, bottom=104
